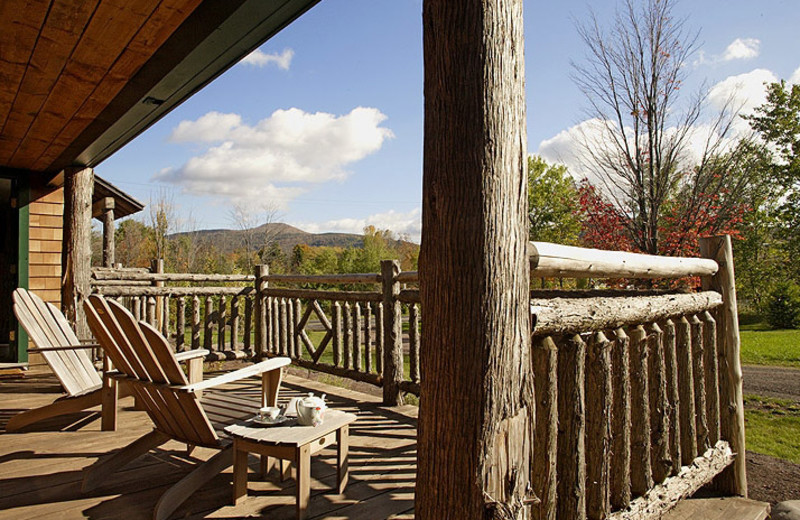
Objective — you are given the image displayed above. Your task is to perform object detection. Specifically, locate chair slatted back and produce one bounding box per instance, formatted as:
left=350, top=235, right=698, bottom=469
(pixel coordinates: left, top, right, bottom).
left=13, top=288, right=102, bottom=396
left=84, top=295, right=218, bottom=447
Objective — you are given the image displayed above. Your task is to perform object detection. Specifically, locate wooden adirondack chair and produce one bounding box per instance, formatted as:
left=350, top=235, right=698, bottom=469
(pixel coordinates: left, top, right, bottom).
left=7, top=288, right=206, bottom=432
left=82, top=294, right=291, bottom=520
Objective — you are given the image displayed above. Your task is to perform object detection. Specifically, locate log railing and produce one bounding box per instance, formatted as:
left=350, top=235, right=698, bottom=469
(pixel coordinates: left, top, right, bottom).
left=91, top=235, right=746, bottom=519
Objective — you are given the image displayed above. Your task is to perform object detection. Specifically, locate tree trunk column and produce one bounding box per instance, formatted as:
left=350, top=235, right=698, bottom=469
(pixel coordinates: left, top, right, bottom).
left=418, top=1, right=533, bottom=518
left=93, top=197, right=115, bottom=267
left=62, top=166, right=94, bottom=339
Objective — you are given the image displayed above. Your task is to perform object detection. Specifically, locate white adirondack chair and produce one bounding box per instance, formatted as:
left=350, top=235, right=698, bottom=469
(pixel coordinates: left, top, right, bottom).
left=82, top=294, right=291, bottom=520
left=7, top=288, right=205, bottom=432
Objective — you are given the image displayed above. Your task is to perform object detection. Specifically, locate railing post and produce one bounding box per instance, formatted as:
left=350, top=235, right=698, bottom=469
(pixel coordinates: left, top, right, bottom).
left=699, top=235, right=747, bottom=497
left=381, top=260, right=403, bottom=405
left=254, top=265, right=269, bottom=359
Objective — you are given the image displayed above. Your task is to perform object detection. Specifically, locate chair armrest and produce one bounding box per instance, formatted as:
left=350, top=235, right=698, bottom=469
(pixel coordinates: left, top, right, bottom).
left=175, top=349, right=209, bottom=362
left=183, top=357, right=291, bottom=393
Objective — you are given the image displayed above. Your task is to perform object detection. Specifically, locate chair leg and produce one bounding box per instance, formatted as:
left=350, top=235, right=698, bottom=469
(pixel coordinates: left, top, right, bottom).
left=6, top=390, right=103, bottom=432
left=153, top=446, right=233, bottom=520
left=101, top=377, right=118, bottom=431
left=82, top=429, right=170, bottom=492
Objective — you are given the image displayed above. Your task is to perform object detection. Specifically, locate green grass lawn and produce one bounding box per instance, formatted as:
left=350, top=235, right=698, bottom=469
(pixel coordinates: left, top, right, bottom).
left=739, top=318, right=800, bottom=368
left=744, top=394, right=800, bottom=464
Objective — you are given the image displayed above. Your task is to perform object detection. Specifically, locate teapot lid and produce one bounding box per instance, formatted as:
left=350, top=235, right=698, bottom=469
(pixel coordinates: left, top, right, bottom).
left=300, top=392, right=326, bottom=406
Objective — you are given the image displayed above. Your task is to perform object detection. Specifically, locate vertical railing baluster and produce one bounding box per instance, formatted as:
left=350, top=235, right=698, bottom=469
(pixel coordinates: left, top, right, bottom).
left=629, top=324, right=653, bottom=496
left=364, top=302, right=373, bottom=373
left=244, top=295, right=253, bottom=354
left=533, top=336, right=558, bottom=520
left=343, top=302, right=352, bottom=369
left=586, top=331, right=611, bottom=520
left=231, top=295, right=240, bottom=351
left=218, top=295, right=227, bottom=353
left=557, top=334, right=586, bottom=520
left=375, top=301, right=384, bottom=374
left=409, top=303, right=420, bottom=383
left=204, top=296, right=213, bottom=351
left=662, top=318, right=681, bottom=475
left=691, top=314, right=709, bottom=452
left=191, top=296, right=200, bottom=350
left=279, top=298, right=288, bottom=357
left=648, top=322, right=671, bottom=483
left=703, top=310, right=721, bottom=445
left=176, top=297, right=186, bottom=352
left=353, top=302, right=362, bottom=371
left=677, top=315, right=697, bottom=464
left=333, top=302, right=342, bottom=367
left=610, top=327, right=631, bottom=510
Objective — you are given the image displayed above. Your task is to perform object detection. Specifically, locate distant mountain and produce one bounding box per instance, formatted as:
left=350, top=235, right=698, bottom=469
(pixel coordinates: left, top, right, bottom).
left=170, top=223, right=365, bottom=255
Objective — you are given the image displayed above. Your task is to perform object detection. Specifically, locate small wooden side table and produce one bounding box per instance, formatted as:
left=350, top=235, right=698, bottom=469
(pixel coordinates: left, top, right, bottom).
left=224, top=409, right=358, bottom=520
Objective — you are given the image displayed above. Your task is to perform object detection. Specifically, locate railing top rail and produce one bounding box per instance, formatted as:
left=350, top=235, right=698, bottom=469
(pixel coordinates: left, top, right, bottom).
left=92, top=271, right=254, bottom=283
left=530, top=290, right=722, bottom=336
left=530, top=241, right=718, bottom=279
left=260, top=273, right=382, bottom=285
left=93, top=286, right=255, bottom=297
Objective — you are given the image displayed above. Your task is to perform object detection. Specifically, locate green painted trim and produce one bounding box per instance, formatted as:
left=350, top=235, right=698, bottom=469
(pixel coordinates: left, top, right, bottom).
left=16, top=179, right=29, bottom=364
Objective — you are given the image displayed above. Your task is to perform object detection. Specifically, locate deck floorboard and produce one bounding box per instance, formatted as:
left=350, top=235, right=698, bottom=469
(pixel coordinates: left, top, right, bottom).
left=0, top=367, right=417, bottom=519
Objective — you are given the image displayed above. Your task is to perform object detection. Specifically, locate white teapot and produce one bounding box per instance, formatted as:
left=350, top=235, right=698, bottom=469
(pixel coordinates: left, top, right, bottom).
left=296, top=392, right=327, bottom=426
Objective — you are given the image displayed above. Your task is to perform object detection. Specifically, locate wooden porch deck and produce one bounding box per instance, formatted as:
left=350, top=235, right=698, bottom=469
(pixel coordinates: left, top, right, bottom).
left=0, top=367, right=416, bottom=519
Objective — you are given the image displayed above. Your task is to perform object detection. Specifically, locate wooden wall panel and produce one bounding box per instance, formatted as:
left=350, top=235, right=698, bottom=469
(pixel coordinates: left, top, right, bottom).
left=28, top=188, right=64, bottom=308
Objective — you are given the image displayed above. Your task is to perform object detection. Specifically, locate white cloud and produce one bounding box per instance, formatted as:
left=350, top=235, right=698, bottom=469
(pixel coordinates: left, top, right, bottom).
left=790, top=66, right=800, bottom=85
left=708, top=68, right=778, bottom=133
left=156, top=107, right=394, bottom=204
left=694, top=37, right=760, bottom=66
left=722, top=38, right=761, bottom=61
left=240, top=48, right=294, bottom=70
left=293, top=208, right=422, bottom=243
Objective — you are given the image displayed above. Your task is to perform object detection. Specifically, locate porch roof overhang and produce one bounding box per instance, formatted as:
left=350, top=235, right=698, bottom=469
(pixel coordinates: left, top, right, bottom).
left=0, top=0, right=319, bottom=179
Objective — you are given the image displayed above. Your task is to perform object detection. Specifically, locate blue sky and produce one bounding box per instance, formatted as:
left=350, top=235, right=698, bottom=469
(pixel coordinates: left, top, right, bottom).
left=95, top=0, right=800, bottom=242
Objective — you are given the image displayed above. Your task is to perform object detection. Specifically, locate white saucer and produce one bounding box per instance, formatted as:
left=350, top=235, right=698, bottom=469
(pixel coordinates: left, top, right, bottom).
left=252, top=415, right=292, bottom=427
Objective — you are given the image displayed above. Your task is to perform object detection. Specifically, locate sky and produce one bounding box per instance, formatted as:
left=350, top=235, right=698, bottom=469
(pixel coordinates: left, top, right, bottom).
left=95, top=0, right=800, bottom=243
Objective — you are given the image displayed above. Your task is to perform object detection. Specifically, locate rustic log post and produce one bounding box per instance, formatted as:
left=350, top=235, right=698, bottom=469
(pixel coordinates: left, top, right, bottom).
left=690, top=314, right=709, bottom=451
left=702, top=311, right=721, bottom=445
left=133, top=296, right=141, bottom=321
left=629, top=325, right=653, bottom=495
left=92, top=196, right=115, bottom=268
left=647, top=322, right=672, bottom=483
left=699, top=235, right=747, bottom=496
left=610, top=327, right=632, bottom=510
left=231, top=296, right=240, bottom=351
left=146, top=297, right=156, bottom=328
left=176, top=297, right=186, bottom=351
left=293, top=299, right=302, bottom=359
left=254, top=265, right=268, bottom=357
left=676, top=316, right=697, bottom=465
left=417, top=1, right=533, bottom=516
left=279, top=298, right=288, bottom=356
left=586, top=331, right=612, bottom=520
left=62, top=166, right=94, bottom=338
left=661, top=318, right=682, bottom=475
left=532, top=336, right=558, bottom=520
left=381, top=260, right=403, bottom=405
left=557, top=334, right=587, bottom=520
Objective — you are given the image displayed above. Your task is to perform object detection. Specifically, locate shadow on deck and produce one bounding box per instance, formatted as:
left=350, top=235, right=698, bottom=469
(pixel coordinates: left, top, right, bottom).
left=0, top=366, right=416, bottom=519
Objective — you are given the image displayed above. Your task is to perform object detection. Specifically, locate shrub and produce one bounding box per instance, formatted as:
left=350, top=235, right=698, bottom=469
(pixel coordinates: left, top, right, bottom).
left=766, top=282, right=800, bottom=329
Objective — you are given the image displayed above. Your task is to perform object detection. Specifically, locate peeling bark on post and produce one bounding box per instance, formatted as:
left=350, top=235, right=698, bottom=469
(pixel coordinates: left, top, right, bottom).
left=661, top=319, right=682, bottom=475
left=610, top=327, right=632, bottom=510
left=62, top=166, right=94, bottom=339
left=700, top=235, right=747, bottom=497
left=586, top=332, right=611, bottom=520
left=532, top=336, right=558, bottom=520
left=676, top=316, right=697, bottom=465
left=417, top=0, right=534, bottom=517
left=557, top=335, right=586, bottom=520
left=647, top=322, right=672, bottom=483
left=629, top=325, right=653, bottom=495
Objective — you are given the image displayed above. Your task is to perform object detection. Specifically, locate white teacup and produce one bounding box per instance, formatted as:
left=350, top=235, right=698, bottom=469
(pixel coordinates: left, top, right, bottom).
left=258, top=406, right=281, bottom=421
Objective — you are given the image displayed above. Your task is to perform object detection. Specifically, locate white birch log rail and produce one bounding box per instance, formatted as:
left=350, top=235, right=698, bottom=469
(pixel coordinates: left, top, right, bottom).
left=529, top=242, right=719, bottom=279
left=92, top=270, right=254, bottom=282
left=94, top=286, right=254, bottom=297
left=261, top=273, right=383, bottom=284
left=531, top=292, right=722, bottom=336
left=606, top=441, right=735, bottom=520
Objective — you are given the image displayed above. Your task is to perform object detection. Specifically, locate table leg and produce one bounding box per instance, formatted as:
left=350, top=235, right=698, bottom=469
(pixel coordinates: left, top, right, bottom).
left=233, top=441, right=248, bottom=505
left=296, top=444, right=310, bottom=520
left=337, top=425, right=349, bottom=493
left=260, top=454, right=272, bottom=479
left=281, top=459, right=292, bottom=481
left=262, top=368, right=282, bottom=407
